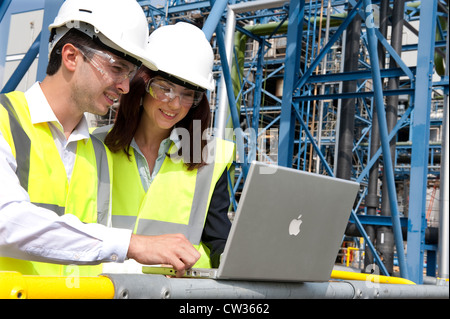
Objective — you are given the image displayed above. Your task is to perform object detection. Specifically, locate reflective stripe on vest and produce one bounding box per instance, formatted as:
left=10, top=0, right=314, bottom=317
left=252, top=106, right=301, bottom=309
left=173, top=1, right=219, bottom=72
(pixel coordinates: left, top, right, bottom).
left=135, top=160, right=216, bottom=245
left=91, top=135, right=111, bottom=225
left=111, top=138, right=234, bottom=246
left=0, top=93, right=110, bottom=224
left=0, top=92, right=112, bottom=276
left=0, top=94, right=31, bottom=191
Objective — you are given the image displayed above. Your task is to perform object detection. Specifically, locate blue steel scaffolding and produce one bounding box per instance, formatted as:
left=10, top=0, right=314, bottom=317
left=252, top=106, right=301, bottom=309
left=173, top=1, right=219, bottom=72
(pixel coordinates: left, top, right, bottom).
left=0, top=0, right=448, bottom=285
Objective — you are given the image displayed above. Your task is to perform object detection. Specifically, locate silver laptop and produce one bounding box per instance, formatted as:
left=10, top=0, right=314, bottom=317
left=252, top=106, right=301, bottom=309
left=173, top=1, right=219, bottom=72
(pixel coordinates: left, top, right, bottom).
left=143, top=161, right=360, bottom=282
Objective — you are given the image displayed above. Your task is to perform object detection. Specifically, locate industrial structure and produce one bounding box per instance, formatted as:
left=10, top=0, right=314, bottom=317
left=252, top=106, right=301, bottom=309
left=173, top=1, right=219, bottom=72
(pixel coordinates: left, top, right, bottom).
left=0, top=0, right=448, bottom=298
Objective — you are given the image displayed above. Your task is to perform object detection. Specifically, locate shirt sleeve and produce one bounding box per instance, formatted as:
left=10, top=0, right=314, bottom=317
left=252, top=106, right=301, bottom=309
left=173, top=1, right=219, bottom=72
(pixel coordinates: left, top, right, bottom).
left=0, top=133, right=132, bottom=265
left=201, top=168, right=232, bottom=268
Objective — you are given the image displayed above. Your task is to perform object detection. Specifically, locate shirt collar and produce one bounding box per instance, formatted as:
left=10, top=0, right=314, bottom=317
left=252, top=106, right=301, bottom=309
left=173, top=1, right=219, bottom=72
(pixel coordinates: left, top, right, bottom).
left=24, top=82, right=90, bottom=143
left=131, top=127, right=181, bottom=157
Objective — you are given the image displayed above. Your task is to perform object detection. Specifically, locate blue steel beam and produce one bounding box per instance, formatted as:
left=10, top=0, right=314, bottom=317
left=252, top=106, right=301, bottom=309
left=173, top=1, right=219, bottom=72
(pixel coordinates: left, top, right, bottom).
left=0, top=0, right=12, bottom=23
left=139, top=0, right=211, bottom=15
left=362, top=0, right=408, bottom=279
left=1, top=33, right=41, bottom=94
left=407, top=0, right=439, bottom=285
left=295, top=0, right=363, bottom=90
left=349, top=214, right=409, bottom=228
left=278, top=0, right=303, bottom=167
left=374, top=28, right=414, bottom=80
left=357, top=107, right=414, bottom=184
left=294, top=89, right=415, bottom=102
left=202, top=0, right=228, bottom=41
left=308, top=67, right=417, bottom=84
left=36, top=0, right=64, bottom=82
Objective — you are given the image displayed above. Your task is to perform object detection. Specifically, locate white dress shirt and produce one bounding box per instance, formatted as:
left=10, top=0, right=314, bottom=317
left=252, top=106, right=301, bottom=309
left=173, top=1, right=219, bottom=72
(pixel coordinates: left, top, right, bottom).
left=0, top=82, right=131, bottom=265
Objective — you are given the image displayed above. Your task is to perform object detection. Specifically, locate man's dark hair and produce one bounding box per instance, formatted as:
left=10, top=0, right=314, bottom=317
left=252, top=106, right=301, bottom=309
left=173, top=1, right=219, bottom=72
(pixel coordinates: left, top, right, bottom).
left=46, top=28, right=103, bottom=75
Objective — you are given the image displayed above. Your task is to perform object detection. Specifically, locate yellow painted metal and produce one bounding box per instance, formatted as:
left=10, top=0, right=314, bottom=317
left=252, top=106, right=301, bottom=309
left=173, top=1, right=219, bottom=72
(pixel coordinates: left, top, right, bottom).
left=0, top=271, right=115, bottom=299
left=345, top=247, right=360, bottom=267
left=0, top=272, right=28, bottom=299
left=331, top=270, right=416, bottom=285
left=1, top=269, right=418, bottom=299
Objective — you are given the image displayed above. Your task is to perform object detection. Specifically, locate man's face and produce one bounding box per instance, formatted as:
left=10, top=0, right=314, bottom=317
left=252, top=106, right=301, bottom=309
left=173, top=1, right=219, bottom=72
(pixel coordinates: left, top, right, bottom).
left=72, top=45, right=137, bottom=116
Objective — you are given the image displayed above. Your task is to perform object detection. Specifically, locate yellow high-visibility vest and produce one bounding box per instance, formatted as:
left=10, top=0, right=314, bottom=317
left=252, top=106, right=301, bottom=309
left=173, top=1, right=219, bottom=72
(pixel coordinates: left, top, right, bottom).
left=0, top=92, right=112, bottom=276
left=110, top=137, right=234, bottom=268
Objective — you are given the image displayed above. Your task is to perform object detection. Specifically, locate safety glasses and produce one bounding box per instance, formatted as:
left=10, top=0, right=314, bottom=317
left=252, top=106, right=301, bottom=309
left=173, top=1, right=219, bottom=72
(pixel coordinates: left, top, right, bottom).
left=145, top=78, right=204, bottom=108
left=77, top=45, right=137, bottom=84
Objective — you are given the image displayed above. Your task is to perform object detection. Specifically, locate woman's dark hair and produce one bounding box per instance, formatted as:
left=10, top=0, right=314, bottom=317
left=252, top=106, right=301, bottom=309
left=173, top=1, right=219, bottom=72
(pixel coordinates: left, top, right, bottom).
left=104, top=66, right=212, bottom=171
left=46, top=28, right=102, bottom=75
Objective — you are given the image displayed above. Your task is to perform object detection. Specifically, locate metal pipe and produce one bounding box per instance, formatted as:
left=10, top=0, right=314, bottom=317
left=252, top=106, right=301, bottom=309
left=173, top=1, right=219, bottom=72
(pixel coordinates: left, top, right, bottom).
left=377, top=0, right=405, bottom=276
left=364, top=0, right=388, bottom=271
left=3, top=272, right=448, bottom=299
left=314, top=0, right=332, bottom=173
left=105, top=273, right=355, bottom=299
left=330, top=270, right=415, bottom=285
left=308, top=0, right=325, bottom=173
left=215, top=0, right=289, bottom=140
left=201, top=0, right=229, bottom=41
left=345, top=247, right=359, bottom=267
left=214, top=6, right=236, bottom=140
left=277, top=0, right=303, bottom=168
left=36, top=0, right=64, bottom=82
left=215, top=22, right=249, bottom=177
left=229, top=0, right=287, bottom=14
left=336, top=2, right=361, bottom=180
left=0, top=272, right=114, bottom=299
left=348, top=280, right=448, bottom=299
left=438, top=7, right=449, bottom=279
left=407, top=0, right=439, bottom=284
left=0, top=0, right=12, bottom=25
left=103, top=274, right=448, bottom=299
left=362, top=0, right=408, bottom=279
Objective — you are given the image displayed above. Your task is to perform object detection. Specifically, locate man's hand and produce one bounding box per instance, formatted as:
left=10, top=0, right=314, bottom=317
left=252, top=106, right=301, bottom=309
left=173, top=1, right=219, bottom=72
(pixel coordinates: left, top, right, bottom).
left=127, top=233, right=200, bottom=277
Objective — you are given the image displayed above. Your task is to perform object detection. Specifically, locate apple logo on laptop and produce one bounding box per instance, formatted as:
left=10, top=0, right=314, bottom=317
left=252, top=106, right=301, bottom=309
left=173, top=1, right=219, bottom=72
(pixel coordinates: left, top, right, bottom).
left=289, top=214, right=303, bottom=236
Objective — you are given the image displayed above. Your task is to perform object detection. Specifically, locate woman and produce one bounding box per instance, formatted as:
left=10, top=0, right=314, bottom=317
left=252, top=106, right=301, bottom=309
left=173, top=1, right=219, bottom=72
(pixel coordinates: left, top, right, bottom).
left=102, top=23, right=234, bottom=269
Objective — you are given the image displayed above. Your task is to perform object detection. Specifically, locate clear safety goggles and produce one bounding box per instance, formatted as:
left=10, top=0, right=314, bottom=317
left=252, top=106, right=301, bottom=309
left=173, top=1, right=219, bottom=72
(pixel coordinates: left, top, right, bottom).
left=77, top=45, right=137, bottom=84
left=145, top=78, right=204, bottom=108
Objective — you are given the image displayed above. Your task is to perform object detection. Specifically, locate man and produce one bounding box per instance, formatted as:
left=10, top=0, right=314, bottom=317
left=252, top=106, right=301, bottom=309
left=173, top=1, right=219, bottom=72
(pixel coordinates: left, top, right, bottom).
left=0, top=0, right=199, bottom=277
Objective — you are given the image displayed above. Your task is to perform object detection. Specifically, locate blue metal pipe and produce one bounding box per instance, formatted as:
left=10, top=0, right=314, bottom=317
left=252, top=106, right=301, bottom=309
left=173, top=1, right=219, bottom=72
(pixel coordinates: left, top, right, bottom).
left=362, top=0, right=408, bottom=279
left=407, top=0, right=439, bottom=285
left=349, top=209, right=389, bottom=276
left=1, top=33, right=41, bottom=94
left=202, top=0, right=228, bottom=41
left=215, top=22, right=249, bottom=176
left=278, top=0, right=303, bottom=167
left=251, top=42, right=264, bottom=134
left=0, top=0, right=12, bottom=23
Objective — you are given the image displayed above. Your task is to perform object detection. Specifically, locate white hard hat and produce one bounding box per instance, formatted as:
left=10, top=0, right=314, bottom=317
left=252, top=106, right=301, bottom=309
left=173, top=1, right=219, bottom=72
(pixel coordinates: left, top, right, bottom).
left=144, top=22, right=215, bottom=91
left=48, top=0, right=156, bottom=68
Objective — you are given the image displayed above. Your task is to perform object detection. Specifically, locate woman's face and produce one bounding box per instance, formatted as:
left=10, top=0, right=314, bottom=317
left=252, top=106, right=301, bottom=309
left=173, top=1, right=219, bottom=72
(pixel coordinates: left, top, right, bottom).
left=141, top=77, right=200, bottom=131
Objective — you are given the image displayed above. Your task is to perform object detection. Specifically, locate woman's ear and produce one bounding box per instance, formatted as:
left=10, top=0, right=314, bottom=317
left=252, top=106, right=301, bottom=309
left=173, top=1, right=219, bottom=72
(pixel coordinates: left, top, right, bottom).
left=60, top=43, right=80, bottom=72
